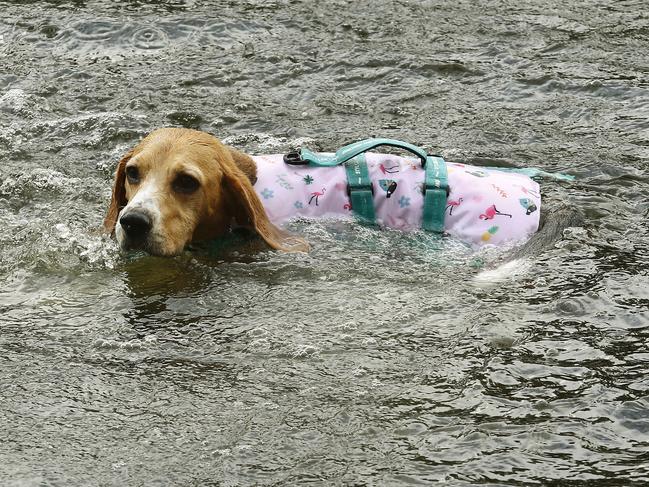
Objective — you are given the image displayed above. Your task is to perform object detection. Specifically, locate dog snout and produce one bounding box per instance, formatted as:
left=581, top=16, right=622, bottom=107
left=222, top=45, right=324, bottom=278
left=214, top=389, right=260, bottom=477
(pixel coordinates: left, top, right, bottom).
left=119, top=211, right=152, bottom=241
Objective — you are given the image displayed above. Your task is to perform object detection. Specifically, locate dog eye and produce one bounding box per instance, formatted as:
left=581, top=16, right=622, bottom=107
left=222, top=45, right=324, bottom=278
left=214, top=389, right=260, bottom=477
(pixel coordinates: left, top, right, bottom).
left=125, top=166, right=140, bottom=184
left=173, top=174, right=199, bottom=194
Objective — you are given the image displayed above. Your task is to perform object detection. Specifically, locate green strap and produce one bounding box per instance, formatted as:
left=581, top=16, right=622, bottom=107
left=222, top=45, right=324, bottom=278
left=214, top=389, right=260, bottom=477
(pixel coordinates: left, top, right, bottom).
left=484, top=166, right=575, bottom=181
left=299, top=138, right=428, bottom=168
left=287, top=138, right=450, bottom=231
left=344, top=154, right=376, bottom=225
left=422, top=156, right=448, bottom=233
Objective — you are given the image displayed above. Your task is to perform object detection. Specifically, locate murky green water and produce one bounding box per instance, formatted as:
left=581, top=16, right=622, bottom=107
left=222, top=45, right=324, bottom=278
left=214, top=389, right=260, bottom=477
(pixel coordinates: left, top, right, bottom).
left=1, top=0, right=648, bottom=485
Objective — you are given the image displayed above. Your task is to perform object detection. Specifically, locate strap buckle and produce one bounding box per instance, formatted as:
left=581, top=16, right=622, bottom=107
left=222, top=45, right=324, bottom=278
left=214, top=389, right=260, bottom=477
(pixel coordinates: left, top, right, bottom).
left=424, top=180, right=450, bottom=196
left=283, top=151, right=307, bottom=165
left=346, top=181, right=374, bottom=198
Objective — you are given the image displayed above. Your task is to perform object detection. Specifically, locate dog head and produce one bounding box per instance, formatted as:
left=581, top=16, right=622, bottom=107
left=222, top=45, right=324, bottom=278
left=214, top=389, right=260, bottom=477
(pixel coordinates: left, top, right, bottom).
left=104, top=128, right=307, bottom=256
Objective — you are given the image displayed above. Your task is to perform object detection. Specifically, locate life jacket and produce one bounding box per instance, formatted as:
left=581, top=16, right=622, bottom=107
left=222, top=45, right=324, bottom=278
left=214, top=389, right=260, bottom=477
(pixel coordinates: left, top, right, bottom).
left=251, top=139, right=543, bottom=246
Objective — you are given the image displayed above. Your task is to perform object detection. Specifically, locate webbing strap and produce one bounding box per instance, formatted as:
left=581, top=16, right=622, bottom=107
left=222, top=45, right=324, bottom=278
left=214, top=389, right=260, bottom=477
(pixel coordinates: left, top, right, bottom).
left=284, top=138, right=449, bottom=231
left=484, top=166, right=575, bottom=181
left=344, top=154, right=376, bottom=225
left=287, top=138, right=428, bottom=168
left=422, top=156, right=448, bottom=233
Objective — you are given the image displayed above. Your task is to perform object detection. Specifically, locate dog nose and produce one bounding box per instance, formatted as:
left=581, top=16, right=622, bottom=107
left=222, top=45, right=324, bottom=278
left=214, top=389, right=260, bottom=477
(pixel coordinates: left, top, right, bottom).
left=119, top=211, right=152, bottom=240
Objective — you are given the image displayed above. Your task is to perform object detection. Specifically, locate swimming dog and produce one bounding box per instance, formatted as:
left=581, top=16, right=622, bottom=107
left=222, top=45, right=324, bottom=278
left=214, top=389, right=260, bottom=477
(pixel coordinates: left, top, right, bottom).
left=104, top=128, right=544, bottom=256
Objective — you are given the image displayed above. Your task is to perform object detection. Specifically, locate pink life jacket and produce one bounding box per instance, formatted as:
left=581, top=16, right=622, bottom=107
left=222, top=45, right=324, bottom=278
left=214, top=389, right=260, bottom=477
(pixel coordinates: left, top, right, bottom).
left=252, top=152, right=541, bottom=247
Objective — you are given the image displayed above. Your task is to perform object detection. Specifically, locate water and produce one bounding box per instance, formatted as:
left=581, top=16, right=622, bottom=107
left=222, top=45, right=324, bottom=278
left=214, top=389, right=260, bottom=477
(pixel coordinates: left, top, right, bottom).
left=1, top=0, right=648, bottom=485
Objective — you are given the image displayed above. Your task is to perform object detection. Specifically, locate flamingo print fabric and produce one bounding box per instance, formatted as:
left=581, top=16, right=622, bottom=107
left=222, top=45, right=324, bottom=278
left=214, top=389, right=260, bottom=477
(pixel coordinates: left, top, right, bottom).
left=252, top=153, right=541, bottom=246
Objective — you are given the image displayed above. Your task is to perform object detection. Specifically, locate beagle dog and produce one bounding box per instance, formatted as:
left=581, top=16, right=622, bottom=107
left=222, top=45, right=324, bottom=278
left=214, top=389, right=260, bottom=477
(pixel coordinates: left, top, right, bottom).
left=104, top=128, right=309, bottom=256
left=105, top=127, right=543, bottom=256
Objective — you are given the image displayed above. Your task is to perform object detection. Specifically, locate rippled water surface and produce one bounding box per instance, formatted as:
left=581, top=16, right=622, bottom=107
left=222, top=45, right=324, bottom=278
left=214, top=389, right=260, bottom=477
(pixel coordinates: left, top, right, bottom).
left=1, top=0, right=648, bottom=485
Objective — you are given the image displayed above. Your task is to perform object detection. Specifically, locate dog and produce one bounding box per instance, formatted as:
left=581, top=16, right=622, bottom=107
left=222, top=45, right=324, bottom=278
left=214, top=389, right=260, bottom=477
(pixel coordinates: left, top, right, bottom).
left=104, top=128, right=544, bottom=256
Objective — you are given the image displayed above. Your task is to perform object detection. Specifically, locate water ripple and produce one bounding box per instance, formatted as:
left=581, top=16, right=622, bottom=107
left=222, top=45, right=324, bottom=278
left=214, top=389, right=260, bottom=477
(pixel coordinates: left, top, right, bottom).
left=131, top=26, right=168, bottom=50
left=68, top=19, right=127, bottom=41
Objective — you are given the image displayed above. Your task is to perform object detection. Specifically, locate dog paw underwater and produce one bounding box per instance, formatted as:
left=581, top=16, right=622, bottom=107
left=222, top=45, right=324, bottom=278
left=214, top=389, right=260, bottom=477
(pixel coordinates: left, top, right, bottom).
left=104, top=127, right=577, bottom=272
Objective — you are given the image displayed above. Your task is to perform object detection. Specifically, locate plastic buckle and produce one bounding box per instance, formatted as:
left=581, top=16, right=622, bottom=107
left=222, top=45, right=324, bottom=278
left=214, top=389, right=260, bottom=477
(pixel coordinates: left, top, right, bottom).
left=283, top=151, right=307, bottom=165
left=424, top=181, right=450, bottom=197
left=346, top=182, right=374, bottom=198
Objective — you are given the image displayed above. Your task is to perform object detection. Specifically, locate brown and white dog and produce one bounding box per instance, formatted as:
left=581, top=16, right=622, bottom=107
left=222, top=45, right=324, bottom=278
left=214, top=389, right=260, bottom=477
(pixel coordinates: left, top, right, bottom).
left=106, top=127, right=565, bottom=257
left=104, top=127, right=309, bottom=255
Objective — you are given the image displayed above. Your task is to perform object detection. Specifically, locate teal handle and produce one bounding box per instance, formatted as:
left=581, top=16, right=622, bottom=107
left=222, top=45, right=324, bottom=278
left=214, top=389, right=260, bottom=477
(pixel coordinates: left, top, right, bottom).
left=298, top=138, right=429, bottom=167
left=335, top=138, right=428, bottom=166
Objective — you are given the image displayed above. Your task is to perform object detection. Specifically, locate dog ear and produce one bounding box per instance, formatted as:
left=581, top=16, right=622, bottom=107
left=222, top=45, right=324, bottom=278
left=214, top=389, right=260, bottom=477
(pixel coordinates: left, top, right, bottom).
left=226, top=146, right=258, bottom=185
left=221, top=162, right=309, bottom=253
left=103, top=149, right=134, bottom=234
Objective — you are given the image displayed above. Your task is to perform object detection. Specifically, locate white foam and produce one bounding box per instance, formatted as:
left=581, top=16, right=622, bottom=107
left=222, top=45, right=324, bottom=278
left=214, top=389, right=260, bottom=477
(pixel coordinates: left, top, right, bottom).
left=473, top=258, right=531, bottom=287
left=222, top=132, right=314, bottom=152
left=51, top=222, right=120, bottom=269
left=0, top=89, right=50, bottom=117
